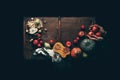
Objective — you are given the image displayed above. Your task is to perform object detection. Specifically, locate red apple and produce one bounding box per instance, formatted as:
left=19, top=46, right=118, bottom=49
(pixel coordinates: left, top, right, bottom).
left=78, top=31, right=85, bottom=37
left=73, top=39, right=78, bottom=43
left=95, top=32, right=102, bottom=37
left=71, top=48, right=82, bottom=58
left=37, top=43, right=41, bottom=47
left=40, top=40, right=43, bottom=44
left=49, top=39, right=55, bottom=44
left=33, top=39, right=39, bottom=45
left=92, top=26, right=99, bottom=32
left=66, top=41, right=72, bottom=47
left=88, top=31, right=94, bottom=36
left=81, top=24, right=85, bottom=30
left=76, top=37, right=80, bottom=40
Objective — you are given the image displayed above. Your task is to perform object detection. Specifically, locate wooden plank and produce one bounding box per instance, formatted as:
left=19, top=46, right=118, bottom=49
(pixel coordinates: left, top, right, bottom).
left=23, top=17, right=95, bottom=59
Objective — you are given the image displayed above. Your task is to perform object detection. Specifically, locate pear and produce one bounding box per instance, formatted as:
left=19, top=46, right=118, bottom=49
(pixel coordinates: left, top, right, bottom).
left=82, top=52, right=88, bottom=58
left=44, top=42, right=51, bottom=49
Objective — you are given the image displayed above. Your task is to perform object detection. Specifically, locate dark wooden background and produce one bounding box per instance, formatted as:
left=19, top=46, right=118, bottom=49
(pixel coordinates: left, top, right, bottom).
left=24, top=17, right=95, bottom=59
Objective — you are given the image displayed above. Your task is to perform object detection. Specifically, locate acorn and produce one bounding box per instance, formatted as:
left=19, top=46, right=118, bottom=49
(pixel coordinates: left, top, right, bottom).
left=38, top=30, right=42, bottom=33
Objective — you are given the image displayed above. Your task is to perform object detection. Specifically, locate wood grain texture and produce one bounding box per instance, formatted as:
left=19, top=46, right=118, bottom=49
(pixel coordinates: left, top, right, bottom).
left=23, top=17, right=95, bottom=59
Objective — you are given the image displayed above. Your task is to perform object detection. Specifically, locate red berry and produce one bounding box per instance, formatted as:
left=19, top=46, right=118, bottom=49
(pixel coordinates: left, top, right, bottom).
left=33, top=39, right=39, bottom=45
left=66, top=41, right=72, bottom=47
left=81, top=24, right=85, bottom=30
left=37, top=43, right=41, bottom=47
left=40, top=40, right=43, bottom=44
left=73, top=39, right=78, bottom=43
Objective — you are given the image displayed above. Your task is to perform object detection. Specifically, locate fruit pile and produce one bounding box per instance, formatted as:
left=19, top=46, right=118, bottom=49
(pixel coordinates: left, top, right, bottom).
left=26, top=18, right=48, bottom=48
left=87, top=24, right=107, bottom=41
left=65, top=24, right=107, bottom=58
left=25, top=17, right=107, bottom=63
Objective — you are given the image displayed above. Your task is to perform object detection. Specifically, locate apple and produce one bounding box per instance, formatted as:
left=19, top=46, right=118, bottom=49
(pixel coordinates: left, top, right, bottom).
left=78, top=31, right=85, bottom=37
left=33, top=39, right=39, bottom=45
left=73, top=39, right=78, bottom=43
left=49, top=39, right=55, bottom=44
left=88, top=31, right=94, bottom=36
left=66, top=41, right=72, bottom=47
left=92, top=26, right=99, bottom=32
left=40, top=40, right=43, bottom=44
left=71, top=48, right=82, bottom=58
left=76, top=37, right=80, bottom=40
left=81, top=24, right=85, bottom=30
left=37, top=43, right=41, bottom=47
left=95, top=32, right=102, bottom=37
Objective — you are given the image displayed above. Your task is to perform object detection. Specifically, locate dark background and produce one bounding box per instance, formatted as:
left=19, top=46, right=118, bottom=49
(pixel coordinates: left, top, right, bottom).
left=1, top=1, right=118, bottom=80
left=16, top=16, right=113, bottom=79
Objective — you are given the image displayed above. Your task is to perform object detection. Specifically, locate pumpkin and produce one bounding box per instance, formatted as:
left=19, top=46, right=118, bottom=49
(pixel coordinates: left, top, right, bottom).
left=80, top=39, right=95, bottom=52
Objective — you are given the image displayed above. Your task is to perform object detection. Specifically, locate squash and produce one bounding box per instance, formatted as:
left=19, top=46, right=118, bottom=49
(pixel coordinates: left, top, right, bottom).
left=53, top=42, right=70, bottom=58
